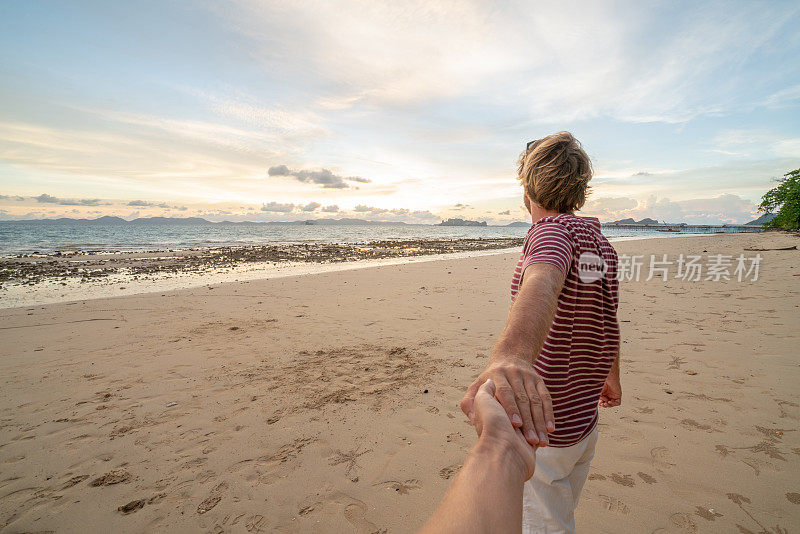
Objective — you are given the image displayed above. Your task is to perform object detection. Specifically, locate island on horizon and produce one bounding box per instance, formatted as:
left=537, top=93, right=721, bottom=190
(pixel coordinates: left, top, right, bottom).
left=437, top=218, right=488, bottom=227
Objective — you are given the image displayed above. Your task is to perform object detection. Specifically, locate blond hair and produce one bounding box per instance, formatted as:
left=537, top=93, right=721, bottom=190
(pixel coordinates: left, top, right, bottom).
left=518, top=131, right=592, bottom=213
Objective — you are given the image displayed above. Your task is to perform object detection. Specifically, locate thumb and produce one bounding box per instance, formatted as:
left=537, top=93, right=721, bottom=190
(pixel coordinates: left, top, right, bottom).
left=460, top=378, right=484, bottom=421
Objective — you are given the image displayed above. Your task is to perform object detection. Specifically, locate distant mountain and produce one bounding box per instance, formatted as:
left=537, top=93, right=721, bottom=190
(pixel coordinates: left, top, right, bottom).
left=438, top=218, right=487, bottom=227
left=7, top=215, right=130, bottom=224
left=505, top=221, right=531, bottom=227
left=128, top=216, right=212, bottom=225
left=1, top=216, right=410, bottom=226
left=745, top=213, right=776, bottom=226
left=299, top=218, right=408, bottom=226
left=607, top=217, right=659, bottom=225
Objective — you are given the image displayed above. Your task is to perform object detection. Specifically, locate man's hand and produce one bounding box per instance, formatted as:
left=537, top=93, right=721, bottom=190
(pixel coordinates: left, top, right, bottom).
left=598, top=375, right=622, bottom=407
left=472, top=379, right=536, bottom=480
left=461, top=358, right=554, bottom=447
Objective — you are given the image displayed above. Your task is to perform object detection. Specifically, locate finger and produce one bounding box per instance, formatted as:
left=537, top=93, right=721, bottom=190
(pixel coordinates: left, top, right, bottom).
left=536, top=378, right=555, bottom=433
left=460, top=378, right=483, bottom=422
left=509, top=375, right=538, bottom=446
left=525, top=379, right=548, bottom=446
left=472, top=379, right=497, bottom=436
left=493, top=378, right=524, bottom=429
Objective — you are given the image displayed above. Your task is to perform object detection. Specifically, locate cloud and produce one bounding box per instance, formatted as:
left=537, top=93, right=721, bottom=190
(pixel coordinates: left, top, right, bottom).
left=268, top=165, right=370, bottom=189
left=350, top=204, right=439, bottom=223
left=127, top=200, right=188, bottom=210
left=260, top=201, right=296, bottom=213
left=300, top=201, right=321, bottom=212
left=582, top=193, right=758, bottom=224
left=762, top=84, right=800, bottom=108
left=222, top=1, right=797, bottom=124
left=498, top=210, right=511, bottom=215
left=453, top=203, right=470, bottom=210
left=712, top=129, right=800, bottom=159
left=632, top=171, right=651, bottom=176
left=321, top=204, right=340, bottom=213
left=34, top=193, right=104, bottom=206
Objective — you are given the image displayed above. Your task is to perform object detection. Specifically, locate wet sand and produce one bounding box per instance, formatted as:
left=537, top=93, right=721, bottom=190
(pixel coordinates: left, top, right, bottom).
left=0, top=238, right=524, bottom=287
left=0, top=232, right=798, bottom=533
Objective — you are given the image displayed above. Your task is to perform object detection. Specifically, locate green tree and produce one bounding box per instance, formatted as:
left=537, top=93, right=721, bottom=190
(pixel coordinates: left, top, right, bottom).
left=759, top=168, right=800, bottom=230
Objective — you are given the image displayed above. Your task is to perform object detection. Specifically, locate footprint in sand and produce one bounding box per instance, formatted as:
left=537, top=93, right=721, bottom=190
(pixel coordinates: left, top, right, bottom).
left=90, top=469, right=130, bottom=486
left=669, top=512, right=698, bottom=532
left=694, top=506, right=723, bottom=521
left=610, top=473, right=635, bottom=487
left=667, top=356, right=686, bottom=370
left=197, top=495, right=221, bottom=514
left=195, top=470, right=216, bottom=483
left=329, top=446, right=372, bottom=479
left=598, top=494, right=630, bottom=515
left=194, top=482, right=227, bottom=515
left=650, top=446, right=676, bottom=470
left=439, top=464, right=462, bottom=480
left=118, top=499, right=146, bottom=514
left=343, top=498, right=386, bottom=534
left=60, top=474, right=89, bottom=489
left=786, top=492, right=800, bottom=504
left=245, top=514, right=267, bottom=533
left=372, top=479, right=420, bottom=495
left=637, top=472, right=657, bottom=484
left=680, top=419, right=720, bottom=433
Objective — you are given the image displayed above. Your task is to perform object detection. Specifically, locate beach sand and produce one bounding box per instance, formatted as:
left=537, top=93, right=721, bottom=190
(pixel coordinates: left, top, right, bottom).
left=1, top=232, right=798, bottom=533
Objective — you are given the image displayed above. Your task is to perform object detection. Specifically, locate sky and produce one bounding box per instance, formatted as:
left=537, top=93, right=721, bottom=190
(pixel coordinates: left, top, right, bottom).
left=1, top=0, right=799, bottom=224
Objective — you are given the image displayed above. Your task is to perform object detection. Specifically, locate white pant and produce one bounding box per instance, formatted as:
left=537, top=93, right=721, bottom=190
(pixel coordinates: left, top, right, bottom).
left=522, top=426, right=599, bottom=534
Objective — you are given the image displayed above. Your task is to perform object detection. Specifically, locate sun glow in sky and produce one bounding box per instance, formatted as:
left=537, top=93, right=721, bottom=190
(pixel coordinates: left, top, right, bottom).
left=1, top=1, right=799, bottom=224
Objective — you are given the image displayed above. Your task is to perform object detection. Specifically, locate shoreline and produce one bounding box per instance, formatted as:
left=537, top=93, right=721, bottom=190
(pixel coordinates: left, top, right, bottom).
left=0, top=233, right=730, bottom=310
left=0, top=232, right=731, bottom=309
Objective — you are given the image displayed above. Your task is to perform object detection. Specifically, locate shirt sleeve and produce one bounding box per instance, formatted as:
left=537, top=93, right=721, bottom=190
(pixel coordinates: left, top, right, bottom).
left=520, top=222, right=574, bottom=277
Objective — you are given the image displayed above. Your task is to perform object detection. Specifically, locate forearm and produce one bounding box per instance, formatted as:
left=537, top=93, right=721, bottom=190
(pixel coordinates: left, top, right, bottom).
left=419, top=437, right=527, bottom=534
left=608, top=340, right=620, bottom=379
left=493, top=265, right=563, bottom=364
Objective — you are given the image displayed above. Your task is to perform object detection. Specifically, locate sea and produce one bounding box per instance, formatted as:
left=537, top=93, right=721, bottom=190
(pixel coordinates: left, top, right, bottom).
left=0, top=220, right=757, bottom=256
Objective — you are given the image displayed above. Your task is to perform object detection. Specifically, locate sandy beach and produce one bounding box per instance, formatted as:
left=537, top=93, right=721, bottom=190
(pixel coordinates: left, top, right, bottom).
left=1, top=232, right=799, bottom=533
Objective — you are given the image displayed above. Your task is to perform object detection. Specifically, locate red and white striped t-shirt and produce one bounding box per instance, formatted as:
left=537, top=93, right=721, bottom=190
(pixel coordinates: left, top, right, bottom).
left=511, top=213, right=619, bottom=447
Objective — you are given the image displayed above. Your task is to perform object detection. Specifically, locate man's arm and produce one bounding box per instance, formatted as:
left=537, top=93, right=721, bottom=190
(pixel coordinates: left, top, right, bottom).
left=461, top=263, right=565, bottom=446
left=420, top=380, right=536, bottom=534
left=599, top=341, right=622, bottom=408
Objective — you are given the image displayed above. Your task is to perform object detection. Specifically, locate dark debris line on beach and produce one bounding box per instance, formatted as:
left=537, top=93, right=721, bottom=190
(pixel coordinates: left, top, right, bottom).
left=0, top=238, right=523, bottom=288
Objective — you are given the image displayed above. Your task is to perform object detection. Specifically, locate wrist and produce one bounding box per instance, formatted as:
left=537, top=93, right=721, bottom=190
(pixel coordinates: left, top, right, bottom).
left=489, top=349, right=528, bottom=365
left=471, top=435, right=529, bottom=481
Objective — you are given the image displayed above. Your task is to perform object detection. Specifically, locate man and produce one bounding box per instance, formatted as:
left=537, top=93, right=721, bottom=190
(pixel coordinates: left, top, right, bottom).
left=460, top=132, right=621, bottom=533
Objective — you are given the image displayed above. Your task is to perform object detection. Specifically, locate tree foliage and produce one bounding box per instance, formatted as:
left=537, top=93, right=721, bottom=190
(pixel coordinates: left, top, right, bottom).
left=759, top=168, right=800, bottom=230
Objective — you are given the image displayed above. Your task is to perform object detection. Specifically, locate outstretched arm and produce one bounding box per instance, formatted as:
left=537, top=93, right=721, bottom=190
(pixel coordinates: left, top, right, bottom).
left=461, top=263, right=565, bottom=446
left=419, top=380, right=536, bottom=534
